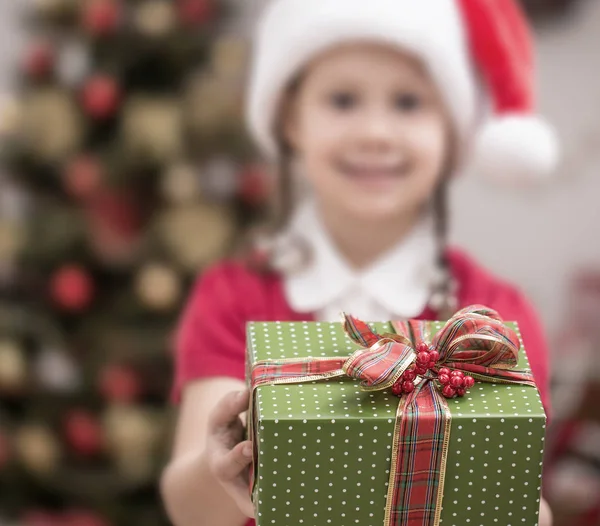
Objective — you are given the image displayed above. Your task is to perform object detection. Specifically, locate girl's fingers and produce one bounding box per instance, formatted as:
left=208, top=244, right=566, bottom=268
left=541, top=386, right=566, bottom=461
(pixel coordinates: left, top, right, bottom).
left=213, top=440, right=253, bottom=481
left=211, top=440, right=255, bottom=517
left=208, top=389, right=250, bottom=430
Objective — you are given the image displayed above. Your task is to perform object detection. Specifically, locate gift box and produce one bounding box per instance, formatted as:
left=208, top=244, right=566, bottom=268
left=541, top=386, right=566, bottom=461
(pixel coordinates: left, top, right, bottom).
left=246, top=306, right=547, bottom=526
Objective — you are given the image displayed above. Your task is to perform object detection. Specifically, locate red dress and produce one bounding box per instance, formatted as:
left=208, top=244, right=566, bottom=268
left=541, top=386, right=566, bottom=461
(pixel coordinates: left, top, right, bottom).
left=172, top=248, right=552, bottom=526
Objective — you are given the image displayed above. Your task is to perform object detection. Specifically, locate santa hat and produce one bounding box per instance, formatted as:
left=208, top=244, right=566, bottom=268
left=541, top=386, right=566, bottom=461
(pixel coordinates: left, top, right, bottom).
left=246, top=0, right=560, bottom=184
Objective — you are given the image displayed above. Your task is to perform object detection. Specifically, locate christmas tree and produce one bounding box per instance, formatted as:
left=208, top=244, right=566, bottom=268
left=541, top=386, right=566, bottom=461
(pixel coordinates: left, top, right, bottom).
left=0, top=1, right=269, bottom=524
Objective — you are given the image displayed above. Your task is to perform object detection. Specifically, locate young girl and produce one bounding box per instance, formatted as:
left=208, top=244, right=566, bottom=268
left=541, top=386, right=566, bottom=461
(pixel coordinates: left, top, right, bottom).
left=161, top=0, right=559, bottom=525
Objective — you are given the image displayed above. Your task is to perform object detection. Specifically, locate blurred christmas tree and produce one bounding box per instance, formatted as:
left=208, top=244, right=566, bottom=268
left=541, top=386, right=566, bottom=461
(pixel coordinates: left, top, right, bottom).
left=0, top=1, right=270, bottom=524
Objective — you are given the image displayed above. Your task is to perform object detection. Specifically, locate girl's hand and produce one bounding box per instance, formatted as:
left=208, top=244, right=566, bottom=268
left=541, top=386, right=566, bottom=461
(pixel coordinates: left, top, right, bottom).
left=205, top=389, right=255, bottom=518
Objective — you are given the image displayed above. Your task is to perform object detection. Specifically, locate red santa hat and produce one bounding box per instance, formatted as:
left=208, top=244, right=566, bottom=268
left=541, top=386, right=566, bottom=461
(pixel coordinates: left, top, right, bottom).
left=246, top=0, right=560, bottom=184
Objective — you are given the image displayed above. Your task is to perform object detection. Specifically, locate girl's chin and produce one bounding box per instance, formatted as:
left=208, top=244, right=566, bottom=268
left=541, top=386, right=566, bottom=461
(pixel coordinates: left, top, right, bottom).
left=339, top=198, right=412, bottom=223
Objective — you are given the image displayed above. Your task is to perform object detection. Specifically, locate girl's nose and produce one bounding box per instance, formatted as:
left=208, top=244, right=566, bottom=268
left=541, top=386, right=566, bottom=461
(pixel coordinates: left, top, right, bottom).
left=357, top=107, right=398, bottom=150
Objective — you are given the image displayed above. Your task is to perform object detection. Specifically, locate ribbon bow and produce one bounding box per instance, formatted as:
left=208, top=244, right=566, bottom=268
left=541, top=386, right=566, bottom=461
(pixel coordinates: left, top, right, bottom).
left=342, top=304, right=535, bottom=399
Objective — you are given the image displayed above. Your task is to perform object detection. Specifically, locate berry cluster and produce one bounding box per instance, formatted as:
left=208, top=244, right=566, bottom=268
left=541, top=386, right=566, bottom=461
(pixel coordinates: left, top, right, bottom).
left=391, top=343, right=439, bottom=396
left=391, top=342, right=476, bottom=399
left=437, top=368, right=475, bottom=398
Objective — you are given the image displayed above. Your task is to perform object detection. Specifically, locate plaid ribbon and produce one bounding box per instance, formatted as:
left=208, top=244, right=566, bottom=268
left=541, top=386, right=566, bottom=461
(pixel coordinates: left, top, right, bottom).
left=248, top=305, right=537, bottom=526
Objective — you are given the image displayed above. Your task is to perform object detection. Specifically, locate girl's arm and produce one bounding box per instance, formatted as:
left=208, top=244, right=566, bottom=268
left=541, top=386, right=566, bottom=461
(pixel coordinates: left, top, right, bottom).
left=160, top=377, right=254, bottom=526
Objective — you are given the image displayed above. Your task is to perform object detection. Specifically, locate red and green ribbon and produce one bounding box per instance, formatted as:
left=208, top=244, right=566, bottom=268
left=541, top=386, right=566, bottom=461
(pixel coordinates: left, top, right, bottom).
left=248, top=305, right=537, bottom=526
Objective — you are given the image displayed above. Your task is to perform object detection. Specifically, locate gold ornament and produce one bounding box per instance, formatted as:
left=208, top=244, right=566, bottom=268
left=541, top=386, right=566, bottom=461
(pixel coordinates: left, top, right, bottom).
left=103, top=405, right=163, bottom=481
left=211, top=36, right=248, bottom=78
left=135, top=0, right=176, bottom=38
left=161, top=163, right=200, bottom=204
left=184, top=74, right=239, bottom=135
left=0, top=221, right=25, bottom=263
left=34, top=0, right=68, bottom=15
left=0, top=339, right=27, bottom=391
left=0, top=94, right=21, bottom=137
left=156, top=203, right=236, bottom=272
left=22, top=88, right=82, bottom=162
left=121, top=96, right=183, bottom=165
left=135, top=263, right=182, bottom=311
left=15, top=424, right=61, bottom=476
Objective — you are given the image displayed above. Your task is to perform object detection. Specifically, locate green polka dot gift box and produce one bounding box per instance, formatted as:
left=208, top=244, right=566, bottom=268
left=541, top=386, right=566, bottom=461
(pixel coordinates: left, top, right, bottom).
left=246, top=306, right=547, bottom=526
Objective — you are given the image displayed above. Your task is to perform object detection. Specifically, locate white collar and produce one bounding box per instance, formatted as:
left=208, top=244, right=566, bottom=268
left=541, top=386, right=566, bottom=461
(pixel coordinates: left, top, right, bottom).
left=282, top=199, right=438, bottom=318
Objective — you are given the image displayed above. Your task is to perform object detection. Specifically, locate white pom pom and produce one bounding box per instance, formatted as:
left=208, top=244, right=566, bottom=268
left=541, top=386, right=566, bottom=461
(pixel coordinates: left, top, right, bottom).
left=473, top=115, right=560, bottom=185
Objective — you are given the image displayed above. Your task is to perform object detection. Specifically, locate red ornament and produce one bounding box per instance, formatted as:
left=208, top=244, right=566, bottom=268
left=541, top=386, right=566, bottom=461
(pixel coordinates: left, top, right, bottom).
left=82, top=0, right=121, bottom=37
left=450, top=370, right=464, bottom=378
left=450, top=375, right=464, bottom=388
left=24, top=41, right=55, bottom=79
left=427, top=361, right=436, bottom=370
left=64, top=155, right=103, bottom=200
left=50, top=265, right=94, bottom=311
left=463, top=376, right=475, bottom=389
left=438, top=367, right=450, bottom=376
left=457, top=388, right=466, bottom=397
left=438, top=373, right=450, bottom=385
left=401, top=381, right=415, bottom=394
left=22, top=511, right=62, bottom=526
left=81, top=75, right=120, bottom=119
left=63, top=410, right=103, bottom=456
left=429, top=350, right=440, bottom=363
left=98, top=364, right=141, bottom=403
left=238, top=164, right=271, bottom=206
left=178, top=0, right=215, bottom=25
left=442, top=385, right=457, bottom=398
left=0, top=431, right=10, bottom=470
left=64, top=509, right=111, bottom=526
left=416, top=351, right=430, bottom=365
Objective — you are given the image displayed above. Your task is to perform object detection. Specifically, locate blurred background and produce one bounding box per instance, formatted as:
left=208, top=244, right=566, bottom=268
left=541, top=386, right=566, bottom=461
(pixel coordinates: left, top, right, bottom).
left=0, top=0, right=598, bottom=525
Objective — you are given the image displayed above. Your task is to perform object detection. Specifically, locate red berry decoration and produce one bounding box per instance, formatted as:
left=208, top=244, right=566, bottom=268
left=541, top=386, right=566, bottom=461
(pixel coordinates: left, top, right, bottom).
left=450, top=370, right=464, bottom=379
left=415, top=364, right=428, bottom=376
left=24, top=41, right=55, bottom=79
left=82, top=0, right=121, bottom=37
left=450, top=375, right=464, bottom=388
left=457, top=388, right=466, bottom=397
left=463, top=375, right=475, bottom=389
left=417, top=342, right=429, bottom=353
left=429, top=350, right=440, bottom=363
left=438, top=367, right=450, bottom=376
left=50, top=265, right=94, bottom=312
left=391, top=380, right=403, bottom=397
left=442, top=385, right=457, bottom=398
left=63, top=410, right=103, bottom=456
left=178, top=0, right=215, bottom=25
left=403, top=369, right=416, bottom=382
left=438, top=373, right=450, bottom=385
left=416, top=351, right=430, bottom=365
left=428, top=361, right=437, bottom=370
left=402, top=381, right=415, bottom=394
left=81, top=75, right=121, bottom=119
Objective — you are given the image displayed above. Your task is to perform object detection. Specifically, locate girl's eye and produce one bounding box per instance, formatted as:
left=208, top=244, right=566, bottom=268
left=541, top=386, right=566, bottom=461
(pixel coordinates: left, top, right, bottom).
left=328, top=92, right=357, bottom=110
left=395, top=93, right=422, bottom=111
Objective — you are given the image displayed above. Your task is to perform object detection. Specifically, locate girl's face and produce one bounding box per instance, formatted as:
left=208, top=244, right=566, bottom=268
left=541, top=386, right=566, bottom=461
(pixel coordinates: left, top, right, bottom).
left=283, top=43, right=453, bottom=224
